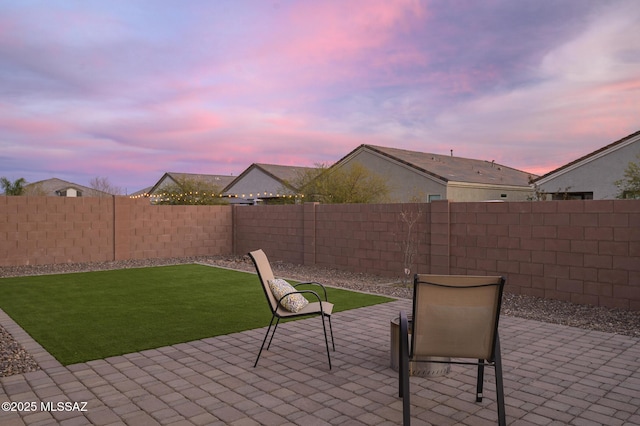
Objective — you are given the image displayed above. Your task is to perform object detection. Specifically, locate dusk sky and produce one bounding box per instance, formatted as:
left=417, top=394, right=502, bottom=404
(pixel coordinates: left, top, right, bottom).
left=2, top=0, right=639, bottom=194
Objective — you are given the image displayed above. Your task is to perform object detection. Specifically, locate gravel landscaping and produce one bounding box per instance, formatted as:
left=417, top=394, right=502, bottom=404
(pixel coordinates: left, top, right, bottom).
left=2, top=255, right=639, bottom=377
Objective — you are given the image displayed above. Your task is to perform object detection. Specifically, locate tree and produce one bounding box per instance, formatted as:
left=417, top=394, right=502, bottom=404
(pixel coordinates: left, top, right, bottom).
left=615, top=154, right=640, bottom=199
left=290, top=162, right=390, bottom=204
left=0, top=177, right=26, bottom=195
left=154, top=176, right=229, bottom=205
left=528, top=175, right=547, bottom=201
left=89, top=176, right=123, bottom=196
left=398, top=204, right=423, bottom=285
left=23, top=182, right=47, bottom=196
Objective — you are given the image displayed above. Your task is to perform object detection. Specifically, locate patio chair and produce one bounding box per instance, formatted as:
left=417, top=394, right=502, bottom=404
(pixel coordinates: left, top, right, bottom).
left=248, top=249, right=335, bottom=369
left=399, top=274, right=506, bottom=426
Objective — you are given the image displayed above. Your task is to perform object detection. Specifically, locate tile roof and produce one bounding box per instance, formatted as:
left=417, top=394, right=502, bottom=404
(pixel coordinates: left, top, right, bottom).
left=24, top=178, right=111, bottom=196
left=224, top=163, right=316, bottom=192
left=253, top=163, right=315, bottom=184
left=165, top=172, right=236, bottom=188
left=355, top=145, right=536, bottom=186
left=533, top=129, right=640, bottom=182
left=144, top=172, right=236, bottom=197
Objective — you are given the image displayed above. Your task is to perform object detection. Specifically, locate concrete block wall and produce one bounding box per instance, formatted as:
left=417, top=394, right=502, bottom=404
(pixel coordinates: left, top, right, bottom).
left=233, top=203, right=430, bottom=278
left=234, top=200, right=640, bottom=310
left=1, top=196, right=638, bottom=310
left=0, top=196, right=114, bottom=265
left=447, top=200, right=640, bottom=309
left=0, top=197, right=232, bottom=266
left=233, top=204, right=306, bottom=264
left=313, top=203, right=430, bottom=278
left=117, top=198, right=233, bottom=260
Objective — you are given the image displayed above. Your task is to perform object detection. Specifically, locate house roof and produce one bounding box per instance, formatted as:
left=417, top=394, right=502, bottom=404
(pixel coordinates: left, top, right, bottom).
left=533, top=129, right=640, bottom=183
left=129, top=186, right=153, bottom=198
left=340, top=145, right=536, bottom=186
left=223, top=163, right=315, bottom=192
left=147, top=172, right=236, bottom=195
left=24, top=178, right=111, bottom=196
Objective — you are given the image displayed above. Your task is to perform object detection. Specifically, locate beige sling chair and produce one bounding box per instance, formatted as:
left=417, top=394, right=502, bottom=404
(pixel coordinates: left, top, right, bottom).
left=399, top=274, right=506, bottom=425
left=248, top=249, right=335, bottom=369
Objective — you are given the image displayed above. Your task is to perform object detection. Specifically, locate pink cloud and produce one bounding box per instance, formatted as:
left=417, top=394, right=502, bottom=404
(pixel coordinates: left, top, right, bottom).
left=217, top=0, right=428, bottom=95
left=283, top=0, right=424, bottom=61
left=3, top=1, right=638, bottom=192
left=82, top=108, right=224, bottom=151
left=0, top=115, right=68, bottom=139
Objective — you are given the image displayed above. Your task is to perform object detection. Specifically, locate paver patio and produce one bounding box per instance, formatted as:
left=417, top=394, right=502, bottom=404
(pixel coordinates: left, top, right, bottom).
left=1, top=298, right=639, bottom=425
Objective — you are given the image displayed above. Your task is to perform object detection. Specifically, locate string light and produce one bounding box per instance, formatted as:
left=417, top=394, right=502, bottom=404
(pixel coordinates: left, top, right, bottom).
left=130, top=192, right=306, bottom=200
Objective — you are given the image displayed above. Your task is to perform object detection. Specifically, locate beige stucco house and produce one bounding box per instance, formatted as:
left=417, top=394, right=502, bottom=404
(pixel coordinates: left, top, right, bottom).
left=333, top=145, right=536, bottom=202
left=23, top=178, right=111, bottom=197
left=533, top=129, right=640, bottom=200
left=223, top=163, right=315, bottom=204
left=145, top=172, right=235, bottom=203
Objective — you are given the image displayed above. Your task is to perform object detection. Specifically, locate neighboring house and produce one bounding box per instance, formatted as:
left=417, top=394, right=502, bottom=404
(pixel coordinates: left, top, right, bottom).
left=332, top=145, right=536, bottom=202
left=533, top=129, right=640, bottom=200
left=145, top=172, right=235, bottom=203
left=23, top=178, right=110, bottom=197
left=223, top=163, right=315, bottom=204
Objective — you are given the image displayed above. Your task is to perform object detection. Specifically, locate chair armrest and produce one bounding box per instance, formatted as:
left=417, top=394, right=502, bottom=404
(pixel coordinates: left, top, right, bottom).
left=294, top=281, right=329, bottom=301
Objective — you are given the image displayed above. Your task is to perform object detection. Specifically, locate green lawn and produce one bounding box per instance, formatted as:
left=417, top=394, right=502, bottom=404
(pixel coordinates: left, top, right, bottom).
left=0, top=264, right=392, bottom=365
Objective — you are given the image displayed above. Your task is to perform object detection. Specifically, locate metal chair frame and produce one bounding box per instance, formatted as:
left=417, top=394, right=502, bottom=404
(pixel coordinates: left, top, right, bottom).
left=399, top=274, right=506, bottom=425
left=248, top=249, right=335, bottom=369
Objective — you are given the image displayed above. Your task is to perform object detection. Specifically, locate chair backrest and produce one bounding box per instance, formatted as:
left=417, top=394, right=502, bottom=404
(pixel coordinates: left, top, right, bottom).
left=412, top=274, right=505, bottom=361
left=248, top=249, right=279, bottom=313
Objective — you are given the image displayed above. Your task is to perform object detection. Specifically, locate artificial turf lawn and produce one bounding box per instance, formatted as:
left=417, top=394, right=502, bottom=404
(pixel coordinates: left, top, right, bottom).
left=0, top=264, right=393, bottom=365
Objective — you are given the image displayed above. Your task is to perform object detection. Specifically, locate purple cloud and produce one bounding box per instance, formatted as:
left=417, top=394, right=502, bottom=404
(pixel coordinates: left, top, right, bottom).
left=1, top=0, right=638, bottom=190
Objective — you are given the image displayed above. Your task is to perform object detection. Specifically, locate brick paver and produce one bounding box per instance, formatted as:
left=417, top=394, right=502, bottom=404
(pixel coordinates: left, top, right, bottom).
left=2, top=299, right=640, bottom=425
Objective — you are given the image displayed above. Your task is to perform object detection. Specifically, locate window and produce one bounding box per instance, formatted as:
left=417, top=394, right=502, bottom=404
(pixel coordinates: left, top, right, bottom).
left=428, top=194, right=442, bottom=202
left=55, top=188, right=82, bottom=197
left=551, top=192, right=593, bottom=200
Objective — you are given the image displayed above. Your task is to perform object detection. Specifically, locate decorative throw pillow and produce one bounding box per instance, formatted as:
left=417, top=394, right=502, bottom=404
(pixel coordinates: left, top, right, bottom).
left=268, top=278, right=309, bottom=313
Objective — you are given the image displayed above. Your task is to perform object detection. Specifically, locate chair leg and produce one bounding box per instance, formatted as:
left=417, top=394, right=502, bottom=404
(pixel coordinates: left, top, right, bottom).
left=399, top=313, right=405, bottom=397
left=494, top=334, right=506, bottom=426
left=254, top=316, right=277, bottom=368
left=266, top=318, right=281, bottom=350
left=328, top=316, right=335, bottom=351
left=399, top=311, right=411, bottom=425
left=321, top=313, right=332, bottom=369
left=476, top=361, right=485, bottom=402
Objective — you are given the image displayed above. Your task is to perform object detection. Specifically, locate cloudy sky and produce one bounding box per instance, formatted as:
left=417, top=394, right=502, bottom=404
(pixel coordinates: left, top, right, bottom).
left=1, top=0, right=639, bottom=193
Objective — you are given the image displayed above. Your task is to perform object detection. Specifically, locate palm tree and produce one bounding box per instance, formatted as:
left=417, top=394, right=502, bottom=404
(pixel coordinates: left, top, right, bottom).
left=0, top=177, right=27, bottom=195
